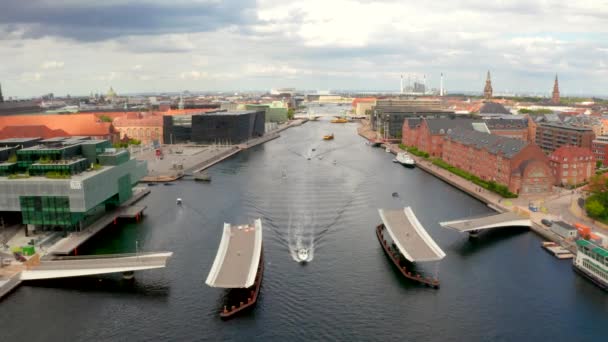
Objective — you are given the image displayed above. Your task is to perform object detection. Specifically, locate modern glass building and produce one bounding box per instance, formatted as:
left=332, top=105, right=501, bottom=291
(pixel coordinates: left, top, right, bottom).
left=0, top=137, right=147, bottom=231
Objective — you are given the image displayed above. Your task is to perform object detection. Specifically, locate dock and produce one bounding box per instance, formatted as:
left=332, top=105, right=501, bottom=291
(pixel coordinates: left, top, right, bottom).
left=376, top=207, right=445, bottom=288
left=541, top=242, right=574, bottom=259
left=206, top=219, right=264, bottom=319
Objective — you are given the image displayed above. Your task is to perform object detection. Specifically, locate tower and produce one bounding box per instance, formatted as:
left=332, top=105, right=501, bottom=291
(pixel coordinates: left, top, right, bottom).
left=483, top=70, right=493, bottom=100
left=0, top=82, right=4, bottom=103
left=400, top=75, right=404, bottom=94
left=552, top=74, right=560, bottom=104
left=440, top=73, right=444, bottom=97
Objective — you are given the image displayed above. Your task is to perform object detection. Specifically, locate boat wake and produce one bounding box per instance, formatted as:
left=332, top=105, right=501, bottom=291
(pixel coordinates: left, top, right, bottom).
left=287, top=214, right=315, bottom=263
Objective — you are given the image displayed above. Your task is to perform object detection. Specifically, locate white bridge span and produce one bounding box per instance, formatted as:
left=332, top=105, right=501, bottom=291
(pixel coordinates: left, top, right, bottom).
left=439, top=211, right=531, bottom=233
left=20, top=252, right=173, bottom=280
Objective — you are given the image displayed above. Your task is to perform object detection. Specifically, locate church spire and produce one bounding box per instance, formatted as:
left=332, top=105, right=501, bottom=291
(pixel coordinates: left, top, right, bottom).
left=483, top=70, right=493, bottom=100
left=552, top=74, right=560, bottom=105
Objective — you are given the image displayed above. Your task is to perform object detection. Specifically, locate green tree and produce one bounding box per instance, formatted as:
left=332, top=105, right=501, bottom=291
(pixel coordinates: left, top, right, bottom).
left=586, top=199, right=605, bottom=218
left=99, top=115, right=113, bottom=123
left=597, top=160, right=603, bottom=169
left=287, top=108, right=295, bottom=120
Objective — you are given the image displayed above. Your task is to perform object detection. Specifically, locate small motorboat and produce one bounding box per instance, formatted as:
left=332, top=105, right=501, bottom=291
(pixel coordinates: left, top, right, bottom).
left=331, top=118, right=348, bottom=123
left=323, top=134, right=334, bottom=140
left=194, top=173, right=211, bottom=182
left=297, top=248, right=309, bottom=262
left=312, top=148, right=316, bottom=152
left=163, top=183, right=173, bottom=186
left=176, top=198, right=182, bottom=205
left=392, top=158, right=399, bottom=163
left=385, top=147, right=391, bottom=153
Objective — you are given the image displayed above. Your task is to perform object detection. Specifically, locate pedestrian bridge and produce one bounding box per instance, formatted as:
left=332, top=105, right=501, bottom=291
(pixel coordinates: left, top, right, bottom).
left=439, top=211, right=531, bottom=233
left=20, top=252, right=173, bottom=280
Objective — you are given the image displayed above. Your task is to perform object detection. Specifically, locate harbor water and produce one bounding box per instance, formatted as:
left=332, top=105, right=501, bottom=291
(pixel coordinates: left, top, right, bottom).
left=1, top=120, right=607, bottom=341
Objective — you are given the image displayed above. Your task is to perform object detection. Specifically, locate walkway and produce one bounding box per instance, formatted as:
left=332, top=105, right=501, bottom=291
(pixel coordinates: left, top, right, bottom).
left=440, top=212, right=531, bottom=233
left=21, top=252, right=173, bottom=280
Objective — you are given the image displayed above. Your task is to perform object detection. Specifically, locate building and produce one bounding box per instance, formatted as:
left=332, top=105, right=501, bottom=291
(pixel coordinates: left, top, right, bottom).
left=548, top=146, right=595, bottom=186
left=372, top=98, right=454, bottom=138
left=0, top=114, right=118, bottom=141
left=0, top=137, right=147, bottom=232
left=484, top=118, right=529, bottom=141
left=245, top=102, right=289, bottom=123
left=163, top=110, right=265, bottom=144
left=535, top=122, right=595, bottom=153
left=112, top=113, right=163, bottom=145
left=442, top=128, right=553, bottom=195
left=478, top=102, right=511, bottom=116
left=484, top=71, right=493, bottom=100
left=402, top=118, right=485, bottom=157
left=551, top=221, right=578, bottom=239
left=592, top=135, right=608, bottom=166
left=552, top=75, right=560, bottom=105
left=351, top=98, right=376, bottom=117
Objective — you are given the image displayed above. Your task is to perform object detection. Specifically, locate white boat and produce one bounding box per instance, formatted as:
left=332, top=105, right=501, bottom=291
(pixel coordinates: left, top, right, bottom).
left=176, top=198, right=182, bottom=205
left=573, top=240, right=608, bottom=291
left=395, top=152, right=415, bottom=167
left=297, top=248, right=309, bottom=262
left=385, top=147, right=391, bottom=153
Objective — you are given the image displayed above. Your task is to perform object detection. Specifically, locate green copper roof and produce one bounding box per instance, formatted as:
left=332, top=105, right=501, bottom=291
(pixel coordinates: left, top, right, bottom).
left=576, top=240, right=593, bottom=248
left=593, top=247, right=608, bottom=258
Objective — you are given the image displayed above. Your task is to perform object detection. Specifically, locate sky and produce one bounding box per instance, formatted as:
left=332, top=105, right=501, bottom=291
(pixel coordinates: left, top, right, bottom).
left=0, top=0, right=607, bottom=98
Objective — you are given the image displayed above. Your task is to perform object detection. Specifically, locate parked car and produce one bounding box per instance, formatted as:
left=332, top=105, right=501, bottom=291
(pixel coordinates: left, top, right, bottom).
left=541, top=219, right=553, bottom=227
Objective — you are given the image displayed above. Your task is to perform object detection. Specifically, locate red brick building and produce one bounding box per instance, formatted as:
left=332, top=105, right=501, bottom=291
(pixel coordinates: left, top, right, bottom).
left=402, top=118, right=482, bottom=157
left=443, top=128, right=554, bottom=195
left=549, top=146, right=595, bottom=186
left=484, top=118, right=529, bottom=141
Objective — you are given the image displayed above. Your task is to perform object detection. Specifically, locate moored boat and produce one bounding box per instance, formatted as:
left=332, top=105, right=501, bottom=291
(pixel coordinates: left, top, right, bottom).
left=395, top=152, right=416, bottom=167
left=573, top=240, right=608, bottom=291
left=323, top=133, right=334, bottom=140
left=330, top=118, right=348, bottom=123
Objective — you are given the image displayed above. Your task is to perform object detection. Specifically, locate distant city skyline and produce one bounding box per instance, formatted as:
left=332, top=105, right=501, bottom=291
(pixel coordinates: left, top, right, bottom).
left=0, top=0, right=607, bottom=98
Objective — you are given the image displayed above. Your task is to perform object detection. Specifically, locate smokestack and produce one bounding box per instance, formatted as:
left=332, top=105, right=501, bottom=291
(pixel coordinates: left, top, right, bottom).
left=423, top=74, right=427, bottom=95
left=400, top=75, right=404, bottom=94
left=440, top=73, right=444, bottom=97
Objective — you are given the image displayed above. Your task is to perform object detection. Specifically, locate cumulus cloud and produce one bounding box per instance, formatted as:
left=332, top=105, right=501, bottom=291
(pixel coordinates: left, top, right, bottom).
left=41, top=61, right=64, bottom=69
left=0, top=0, right=607, bottom=96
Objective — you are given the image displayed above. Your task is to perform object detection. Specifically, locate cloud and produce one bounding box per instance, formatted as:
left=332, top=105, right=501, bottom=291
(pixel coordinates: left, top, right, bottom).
left=1, top=0, right=608, bottom=97
left=41, top=61, right=64, bottom=69
left=180, top=71, right=208, bottom=80
left=0, top=0, right=258, bottom=41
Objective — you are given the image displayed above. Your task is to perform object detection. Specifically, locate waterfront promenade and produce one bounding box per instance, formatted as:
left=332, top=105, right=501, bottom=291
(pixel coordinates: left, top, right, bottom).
left=141, top=119, right=306, bottom=181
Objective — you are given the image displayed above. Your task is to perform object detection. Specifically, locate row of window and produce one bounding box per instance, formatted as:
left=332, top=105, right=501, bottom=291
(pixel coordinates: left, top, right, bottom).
left=581, top=259, right=608, bottom=281
left=581, top=248, right=608, bottom=267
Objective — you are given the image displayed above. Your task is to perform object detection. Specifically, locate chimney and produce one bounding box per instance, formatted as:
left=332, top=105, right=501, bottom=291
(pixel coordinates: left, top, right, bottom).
left=440, top=73, right=444, bottom=97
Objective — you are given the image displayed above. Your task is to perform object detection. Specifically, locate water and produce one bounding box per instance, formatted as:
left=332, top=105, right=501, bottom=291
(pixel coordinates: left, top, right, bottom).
left=1, top=120, right=607, bottom=341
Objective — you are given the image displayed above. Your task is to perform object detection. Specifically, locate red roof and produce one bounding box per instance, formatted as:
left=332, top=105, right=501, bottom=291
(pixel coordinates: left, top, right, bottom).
left=550, top=145, right=594, bottom=162
left=0, top=125, right=68, bottom=140
left=351, top=98, right=376, bottom=108
left=113, top=115, right=163, bottom=127
left=0, top=114, right=113, bottom=137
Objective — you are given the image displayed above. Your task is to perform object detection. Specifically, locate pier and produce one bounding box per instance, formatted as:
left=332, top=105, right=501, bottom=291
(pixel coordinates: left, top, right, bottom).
left=376, top=208, right=445, bottom=288
left=206, top=219, right=264, bottom=319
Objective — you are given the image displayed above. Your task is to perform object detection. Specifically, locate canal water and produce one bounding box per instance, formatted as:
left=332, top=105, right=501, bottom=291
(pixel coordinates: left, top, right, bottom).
left=1, top=120, right=607, bottom=341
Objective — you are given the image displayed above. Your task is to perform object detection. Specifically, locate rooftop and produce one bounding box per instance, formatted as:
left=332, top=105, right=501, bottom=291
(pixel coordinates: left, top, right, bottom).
left=479, top=102, right=511, bottom=115
left=550, top=145, right=594, bottom=161
left=446, top=128, right=529, bottom=158
left=205, top=219, right=263, bottom=288
left=425, top=118, right=483, bottom=135
left=0, top=137, right=42, bottom=144
left=205, top=110, right=262, bottom=116
left=538, top=122, right=594, bottom=132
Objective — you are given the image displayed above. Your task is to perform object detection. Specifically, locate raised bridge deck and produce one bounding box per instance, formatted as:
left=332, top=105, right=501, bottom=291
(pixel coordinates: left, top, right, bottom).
left=439, top=211, right=531, bottom=233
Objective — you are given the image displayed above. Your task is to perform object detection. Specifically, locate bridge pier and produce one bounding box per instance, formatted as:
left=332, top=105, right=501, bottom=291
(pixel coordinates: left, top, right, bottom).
left=468, top=230, right=480, bottom=238
left=122, top=271, right=135, bottom=280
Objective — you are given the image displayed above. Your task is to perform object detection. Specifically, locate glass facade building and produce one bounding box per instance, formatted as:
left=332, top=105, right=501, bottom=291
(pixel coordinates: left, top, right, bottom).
left=0, top=137, right=147, bottom=231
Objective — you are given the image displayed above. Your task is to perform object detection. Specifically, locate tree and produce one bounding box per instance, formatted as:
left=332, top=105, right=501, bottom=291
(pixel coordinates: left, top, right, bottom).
left=586, top=199, right=605, bottom=218
left=287, top=108, right=295, bottom=120
left=597, top=160, right=603, bottom=169
left=99, top=115, right=112, bottom=123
